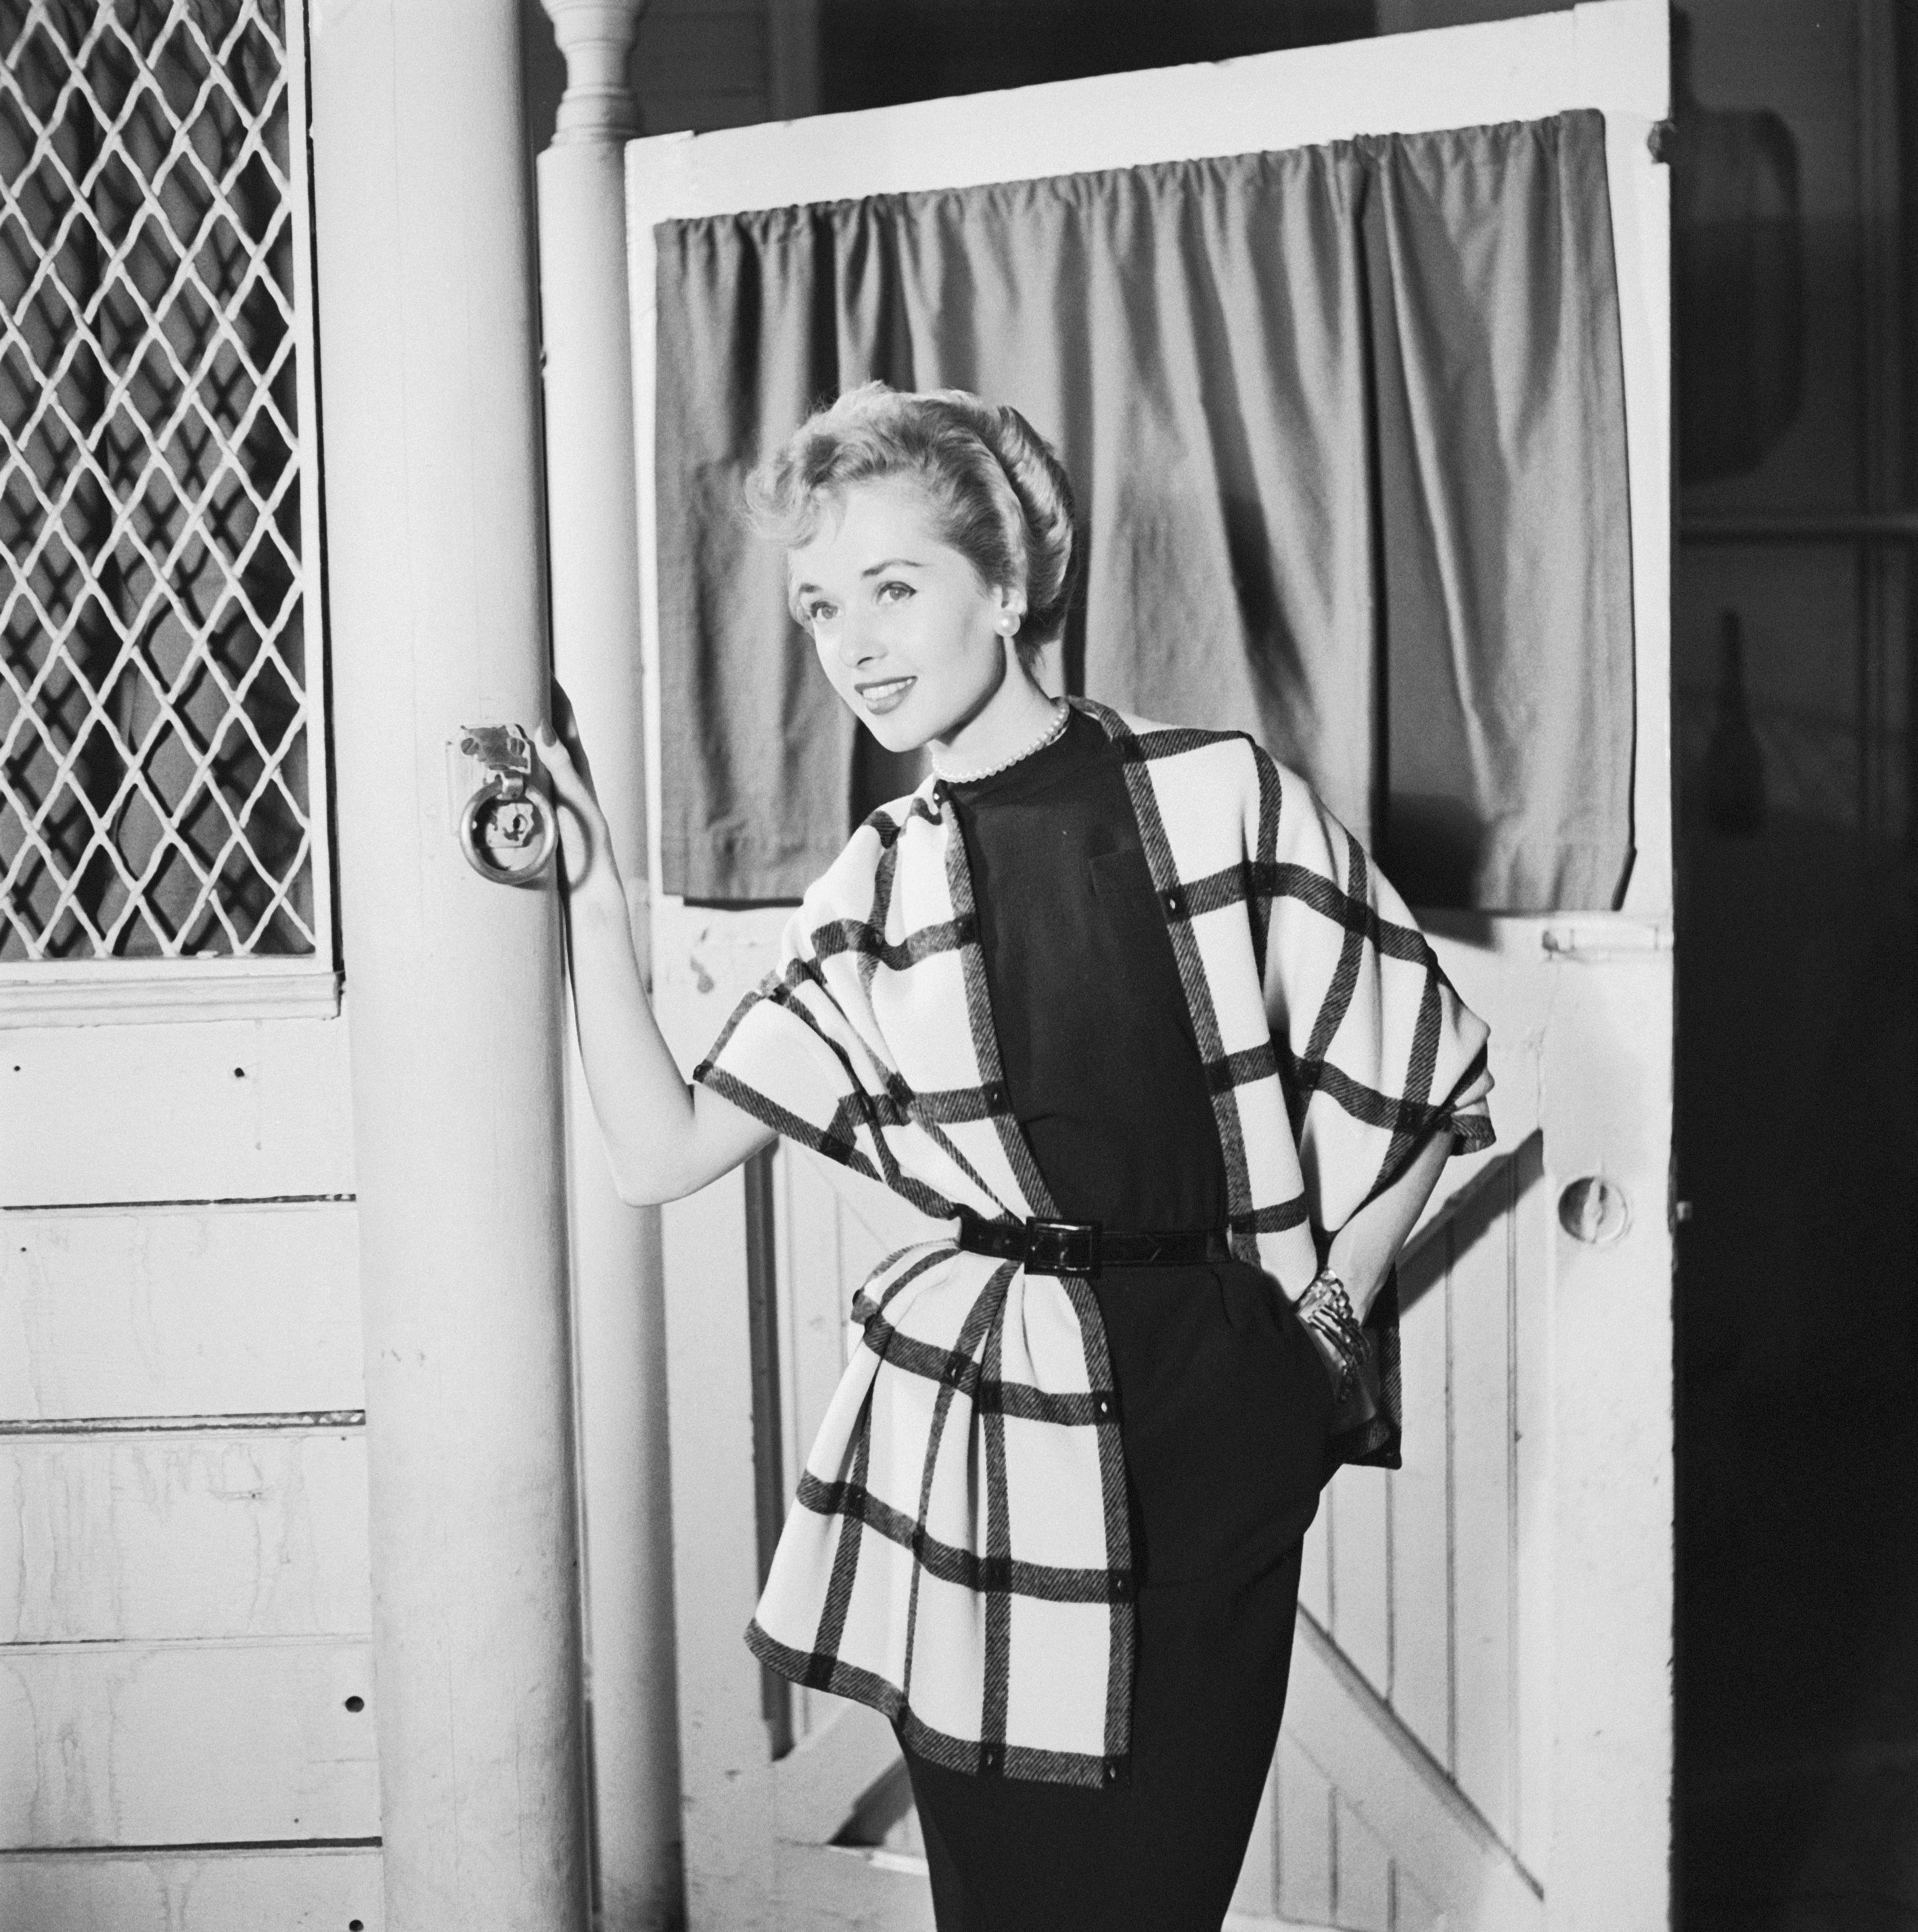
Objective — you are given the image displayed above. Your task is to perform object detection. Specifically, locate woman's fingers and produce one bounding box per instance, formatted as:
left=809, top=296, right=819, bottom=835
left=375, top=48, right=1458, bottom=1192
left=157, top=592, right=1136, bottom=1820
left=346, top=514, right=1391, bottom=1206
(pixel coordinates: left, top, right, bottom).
left=532, top=718, right=609, bottom=889
left=532, top=727, right=583, bottom=798
left=547, top=785, right=596, bottom=885
left=546, top=688, right=599, bottom=792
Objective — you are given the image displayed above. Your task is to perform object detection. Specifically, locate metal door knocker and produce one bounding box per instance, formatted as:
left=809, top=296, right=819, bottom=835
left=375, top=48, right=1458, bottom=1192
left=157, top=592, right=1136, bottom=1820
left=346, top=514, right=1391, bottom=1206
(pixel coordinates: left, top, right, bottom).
left=455, top=724, right=558, bottom=885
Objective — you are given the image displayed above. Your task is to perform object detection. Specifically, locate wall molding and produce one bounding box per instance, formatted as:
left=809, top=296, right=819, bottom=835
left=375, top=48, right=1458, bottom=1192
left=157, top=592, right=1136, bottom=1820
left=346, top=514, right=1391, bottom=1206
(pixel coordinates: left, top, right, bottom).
left=0, top=963, right=342, bottom=1028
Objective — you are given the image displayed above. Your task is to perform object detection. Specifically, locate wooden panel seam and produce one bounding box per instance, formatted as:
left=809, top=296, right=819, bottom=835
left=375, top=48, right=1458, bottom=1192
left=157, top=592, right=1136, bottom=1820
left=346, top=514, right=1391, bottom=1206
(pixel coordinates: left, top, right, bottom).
left=0, top=1838, right=384, bottom=1855
left=0, top=1413, right=365, bottom=1437
left=0, top=1194, right=356, bottom=1214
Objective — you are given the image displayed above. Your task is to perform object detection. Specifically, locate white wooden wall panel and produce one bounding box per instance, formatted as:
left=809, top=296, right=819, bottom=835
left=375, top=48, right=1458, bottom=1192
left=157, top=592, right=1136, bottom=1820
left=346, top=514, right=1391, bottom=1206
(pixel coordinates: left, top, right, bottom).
left=660, top=1161, right=779, bottom=1921
left=1, top=1429, right=369, bottom=1644
left=0, top=1639, right=379, bottom=1847
left=1276, top=1734, right=1336, bottom=1927
left=649, top=908, right=790, bottom=1072
left=0, top=1014, right=357, bottom=1207
left=1530, top=951, right=1674, bottom=1929
left=1397, top=1864, right=1446, bottom=1932
left=1512, top=1162, right=1553, bottom=1876
left=1451, top=1197, right=1520, bottom=1846
left=1283, top=1619, right=1542, bottom=1932
left=771, top=1702, right=901, bottom=1847
left=1269, top=1134, right=1553, bottom=1931
left=633, top=5, right=1631, bottom=216
left=775, top=1843, right=937, bottom=1929
left=1328, top=1469, right=1391, bottom=1700
left=1388, top=1256, right=1453, bottom=1762
left=0, top=1203, right=363, bottom=1422
left=0, top=1, right=388, bottom=1914
left=1336, top=1793, right=1396, bottom=1929
left=0, top=1847, right=384, bottom=1931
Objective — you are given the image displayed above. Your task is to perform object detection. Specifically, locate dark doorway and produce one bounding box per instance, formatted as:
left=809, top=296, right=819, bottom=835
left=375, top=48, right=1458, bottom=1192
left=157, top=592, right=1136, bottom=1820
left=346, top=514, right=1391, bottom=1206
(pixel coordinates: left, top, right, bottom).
left=1673, top=6, right=1918, bottom=1929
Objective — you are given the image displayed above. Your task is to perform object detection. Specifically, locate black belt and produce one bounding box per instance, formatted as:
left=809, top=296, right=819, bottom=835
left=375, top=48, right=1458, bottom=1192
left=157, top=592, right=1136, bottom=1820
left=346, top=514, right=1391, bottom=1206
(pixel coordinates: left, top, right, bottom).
left=956, top=1210, right=1229, bottom=1278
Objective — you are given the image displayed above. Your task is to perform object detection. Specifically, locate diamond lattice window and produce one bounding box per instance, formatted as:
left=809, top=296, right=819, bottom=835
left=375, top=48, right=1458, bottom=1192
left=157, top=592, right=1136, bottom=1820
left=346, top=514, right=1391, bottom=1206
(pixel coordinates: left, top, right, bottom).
left=1, top=0, right=325, bottom=965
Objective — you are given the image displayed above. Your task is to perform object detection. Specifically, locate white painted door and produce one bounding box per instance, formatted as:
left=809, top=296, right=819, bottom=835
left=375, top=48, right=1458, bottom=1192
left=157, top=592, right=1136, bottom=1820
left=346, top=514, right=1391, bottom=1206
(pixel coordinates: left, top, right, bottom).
left=0, top=6, right=380, bottom=1925
left=633, top=8, right=1673, bottom=1928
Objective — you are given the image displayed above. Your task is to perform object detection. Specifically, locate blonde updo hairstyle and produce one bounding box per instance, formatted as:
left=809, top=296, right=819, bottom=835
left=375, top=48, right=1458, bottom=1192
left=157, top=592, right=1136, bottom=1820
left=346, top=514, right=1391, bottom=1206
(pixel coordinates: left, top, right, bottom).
left=744, top=382, right=1078, bottom=667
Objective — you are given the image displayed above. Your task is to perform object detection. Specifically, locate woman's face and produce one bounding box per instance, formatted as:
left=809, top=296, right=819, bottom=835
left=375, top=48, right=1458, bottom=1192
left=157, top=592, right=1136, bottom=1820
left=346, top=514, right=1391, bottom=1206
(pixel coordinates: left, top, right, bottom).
left=788, top=475, right=1023, bottom=754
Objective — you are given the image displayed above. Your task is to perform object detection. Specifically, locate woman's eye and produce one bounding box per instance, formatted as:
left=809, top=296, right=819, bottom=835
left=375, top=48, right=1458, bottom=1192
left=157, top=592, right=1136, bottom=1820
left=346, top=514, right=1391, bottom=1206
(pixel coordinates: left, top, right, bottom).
left=875, top=580, right=913, bottom=606
left=804, top=601, right=836, bottom=627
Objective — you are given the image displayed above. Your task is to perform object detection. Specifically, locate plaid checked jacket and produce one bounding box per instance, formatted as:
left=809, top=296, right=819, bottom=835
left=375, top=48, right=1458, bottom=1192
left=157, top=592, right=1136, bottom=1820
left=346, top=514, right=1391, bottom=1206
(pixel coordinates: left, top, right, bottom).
left=695, top=700, right=1493, bottom=1787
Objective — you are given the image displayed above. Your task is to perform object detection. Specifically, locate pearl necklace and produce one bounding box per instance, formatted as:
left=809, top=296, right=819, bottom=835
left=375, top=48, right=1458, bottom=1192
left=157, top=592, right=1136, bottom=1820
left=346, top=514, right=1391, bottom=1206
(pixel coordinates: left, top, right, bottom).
left=930, top=700, right=1071, bottom=786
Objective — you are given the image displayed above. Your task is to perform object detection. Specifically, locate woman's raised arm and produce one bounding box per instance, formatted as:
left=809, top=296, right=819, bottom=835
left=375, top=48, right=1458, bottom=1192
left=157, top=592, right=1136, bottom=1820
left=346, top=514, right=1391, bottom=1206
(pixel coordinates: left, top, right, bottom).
left=534, top=712, right=775, bottom=1206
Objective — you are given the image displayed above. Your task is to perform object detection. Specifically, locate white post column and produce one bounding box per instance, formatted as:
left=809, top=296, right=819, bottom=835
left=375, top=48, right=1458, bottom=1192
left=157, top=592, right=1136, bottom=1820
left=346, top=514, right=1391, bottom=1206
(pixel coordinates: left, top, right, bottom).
left=309, top=5, right=588, bottom=1928
left=535, top=7, right=685, bottom=1930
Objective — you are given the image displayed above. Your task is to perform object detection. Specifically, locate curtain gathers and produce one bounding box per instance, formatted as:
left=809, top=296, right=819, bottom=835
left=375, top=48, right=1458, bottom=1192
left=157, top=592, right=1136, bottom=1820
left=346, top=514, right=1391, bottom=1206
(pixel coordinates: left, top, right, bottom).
left=654, top=108, right=1633, bottom=911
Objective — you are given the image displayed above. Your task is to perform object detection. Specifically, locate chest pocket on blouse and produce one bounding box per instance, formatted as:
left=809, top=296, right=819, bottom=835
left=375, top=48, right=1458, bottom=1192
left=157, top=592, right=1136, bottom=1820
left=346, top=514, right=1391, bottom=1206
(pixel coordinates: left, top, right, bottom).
left=1087, top=844, right=1156, bottom=905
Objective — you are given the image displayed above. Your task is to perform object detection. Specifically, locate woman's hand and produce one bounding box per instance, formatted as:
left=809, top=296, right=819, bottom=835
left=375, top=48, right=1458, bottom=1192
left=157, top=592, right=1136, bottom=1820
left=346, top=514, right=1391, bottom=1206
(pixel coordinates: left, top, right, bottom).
left=533, top=687, right=618, bottom=901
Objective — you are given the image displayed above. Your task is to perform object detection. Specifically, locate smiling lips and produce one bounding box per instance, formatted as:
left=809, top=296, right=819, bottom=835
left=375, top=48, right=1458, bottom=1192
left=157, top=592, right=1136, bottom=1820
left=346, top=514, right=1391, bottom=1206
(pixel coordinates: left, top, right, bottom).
left=856, top=676, right=916, bottom=715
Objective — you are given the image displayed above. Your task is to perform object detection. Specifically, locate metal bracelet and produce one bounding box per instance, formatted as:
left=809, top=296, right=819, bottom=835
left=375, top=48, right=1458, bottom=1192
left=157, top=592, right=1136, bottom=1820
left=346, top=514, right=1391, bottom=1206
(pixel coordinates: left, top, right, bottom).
left=1300, top=1270, right=1367, bottom=1346
left=1298, top=1270, right=1370, bottom=1404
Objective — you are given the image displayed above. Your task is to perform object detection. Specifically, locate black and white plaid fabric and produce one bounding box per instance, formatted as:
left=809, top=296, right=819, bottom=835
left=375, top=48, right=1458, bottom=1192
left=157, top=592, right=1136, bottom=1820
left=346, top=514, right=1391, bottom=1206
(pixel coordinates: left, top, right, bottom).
left=696, top=700, right=1492, bottom=1787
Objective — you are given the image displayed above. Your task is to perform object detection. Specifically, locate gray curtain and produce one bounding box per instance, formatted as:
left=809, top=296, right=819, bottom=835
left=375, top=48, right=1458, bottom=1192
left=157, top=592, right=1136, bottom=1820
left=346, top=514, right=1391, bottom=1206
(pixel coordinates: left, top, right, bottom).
left=655, top=108, right=1633, bottom=909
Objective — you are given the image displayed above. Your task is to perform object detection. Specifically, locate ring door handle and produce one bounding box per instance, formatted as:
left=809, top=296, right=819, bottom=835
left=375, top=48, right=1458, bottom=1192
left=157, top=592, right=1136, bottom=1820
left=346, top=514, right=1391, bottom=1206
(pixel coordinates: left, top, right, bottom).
left=455, top=724, right=558, bottom=885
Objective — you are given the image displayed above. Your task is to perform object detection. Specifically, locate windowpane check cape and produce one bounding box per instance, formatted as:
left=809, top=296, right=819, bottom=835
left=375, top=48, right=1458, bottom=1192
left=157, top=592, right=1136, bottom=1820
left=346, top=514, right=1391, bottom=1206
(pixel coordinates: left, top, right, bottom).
left=695, top=701, right=1494, bottom=1789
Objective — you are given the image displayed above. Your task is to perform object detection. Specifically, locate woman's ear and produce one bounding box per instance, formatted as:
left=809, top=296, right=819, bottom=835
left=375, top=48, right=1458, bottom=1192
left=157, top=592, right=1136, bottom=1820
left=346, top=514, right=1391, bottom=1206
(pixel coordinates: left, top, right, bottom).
left=993, top=584, right=1027, bottom=636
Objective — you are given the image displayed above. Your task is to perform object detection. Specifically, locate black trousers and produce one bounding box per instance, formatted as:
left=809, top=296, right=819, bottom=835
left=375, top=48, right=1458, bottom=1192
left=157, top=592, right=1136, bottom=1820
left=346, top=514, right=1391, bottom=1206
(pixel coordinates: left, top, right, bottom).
left=902, top=1259, right=1333, bottom=1932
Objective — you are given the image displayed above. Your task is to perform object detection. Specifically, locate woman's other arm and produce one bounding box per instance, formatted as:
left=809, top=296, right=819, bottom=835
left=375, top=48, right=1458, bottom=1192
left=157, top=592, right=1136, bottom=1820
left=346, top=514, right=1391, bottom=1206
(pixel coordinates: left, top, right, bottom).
left=534, top=716, right=774, bottom=1205
left=1325, top=1125, right=1454, bottom=1321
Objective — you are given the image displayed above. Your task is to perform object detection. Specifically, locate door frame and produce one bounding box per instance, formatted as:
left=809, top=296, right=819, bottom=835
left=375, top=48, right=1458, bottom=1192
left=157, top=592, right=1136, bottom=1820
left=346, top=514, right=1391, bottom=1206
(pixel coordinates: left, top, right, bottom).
left=626, top=9, right=1672, bottom=1926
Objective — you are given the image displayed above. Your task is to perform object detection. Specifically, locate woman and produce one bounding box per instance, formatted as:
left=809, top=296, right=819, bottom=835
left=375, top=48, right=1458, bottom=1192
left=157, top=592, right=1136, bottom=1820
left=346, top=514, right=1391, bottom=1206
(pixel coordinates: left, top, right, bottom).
left=537, top=383, right=1493, bottom=1932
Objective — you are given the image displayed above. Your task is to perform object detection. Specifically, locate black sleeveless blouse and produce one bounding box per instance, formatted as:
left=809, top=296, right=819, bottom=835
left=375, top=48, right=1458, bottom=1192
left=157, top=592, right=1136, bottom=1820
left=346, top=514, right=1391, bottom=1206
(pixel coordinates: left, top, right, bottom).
left=946, top=706, right=1227, bottom=1231
left=913, top=707, right=1330, bottom=1931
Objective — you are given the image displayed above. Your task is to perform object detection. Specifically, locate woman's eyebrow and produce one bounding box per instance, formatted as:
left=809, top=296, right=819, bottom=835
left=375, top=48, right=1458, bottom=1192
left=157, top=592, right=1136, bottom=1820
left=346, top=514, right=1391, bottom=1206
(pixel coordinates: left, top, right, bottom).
left=790, top=557, right=924, bottom=596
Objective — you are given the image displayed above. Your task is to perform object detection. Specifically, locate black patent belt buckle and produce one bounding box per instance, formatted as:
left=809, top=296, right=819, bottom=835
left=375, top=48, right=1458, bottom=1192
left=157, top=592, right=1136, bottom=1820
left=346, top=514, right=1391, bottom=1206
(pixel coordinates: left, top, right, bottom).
left=957, top=1209, right=1101, bottom=1277
left=1024, top=1217, right=1101, bottom=1278
left=957, top=1210, right=1224, bottom=1276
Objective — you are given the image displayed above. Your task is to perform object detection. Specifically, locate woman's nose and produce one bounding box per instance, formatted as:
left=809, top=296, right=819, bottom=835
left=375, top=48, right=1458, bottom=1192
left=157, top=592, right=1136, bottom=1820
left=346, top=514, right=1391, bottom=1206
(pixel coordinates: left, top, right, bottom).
left=835, top=610, right=879, bottom=667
